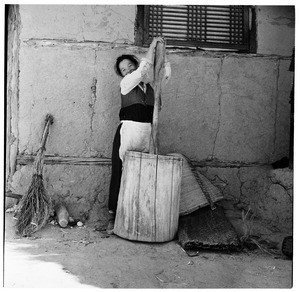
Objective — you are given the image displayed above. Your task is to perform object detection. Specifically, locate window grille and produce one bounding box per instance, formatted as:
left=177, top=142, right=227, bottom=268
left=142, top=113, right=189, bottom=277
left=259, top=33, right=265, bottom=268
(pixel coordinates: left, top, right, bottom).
left=136, top=5, right=250, bottom=52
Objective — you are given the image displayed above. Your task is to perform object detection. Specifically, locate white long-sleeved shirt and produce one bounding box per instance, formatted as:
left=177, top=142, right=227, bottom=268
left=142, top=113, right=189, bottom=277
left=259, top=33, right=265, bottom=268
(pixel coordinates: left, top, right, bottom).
left=120, top=58, right=171, bottom=95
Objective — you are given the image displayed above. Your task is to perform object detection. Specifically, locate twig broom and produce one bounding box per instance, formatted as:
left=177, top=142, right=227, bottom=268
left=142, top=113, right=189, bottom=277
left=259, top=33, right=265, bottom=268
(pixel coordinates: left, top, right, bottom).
left=16, top=114, right=54, bottom=236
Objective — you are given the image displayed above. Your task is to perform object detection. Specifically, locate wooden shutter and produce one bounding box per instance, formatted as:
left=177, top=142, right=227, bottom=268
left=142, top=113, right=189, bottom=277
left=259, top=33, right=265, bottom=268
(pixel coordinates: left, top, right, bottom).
left=139, top=5, right=250, bottom=51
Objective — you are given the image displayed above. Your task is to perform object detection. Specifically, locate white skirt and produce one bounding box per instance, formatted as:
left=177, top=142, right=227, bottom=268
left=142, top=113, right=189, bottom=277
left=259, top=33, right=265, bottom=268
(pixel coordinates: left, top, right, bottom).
left=119, top=120, right=152, bottom=162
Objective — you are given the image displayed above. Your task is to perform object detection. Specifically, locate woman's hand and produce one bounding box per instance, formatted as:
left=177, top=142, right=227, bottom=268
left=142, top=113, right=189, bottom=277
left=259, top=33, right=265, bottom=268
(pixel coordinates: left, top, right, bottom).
left=146, top=37, right=165, bottom=64
left=149, top=37, right=165, bottom=52
left=150, top=37, right=165, bottom=50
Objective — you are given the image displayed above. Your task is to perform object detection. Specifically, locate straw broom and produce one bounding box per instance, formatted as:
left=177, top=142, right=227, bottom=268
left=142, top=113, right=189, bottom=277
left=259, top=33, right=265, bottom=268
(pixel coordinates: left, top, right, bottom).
left=16, top=114, right=54, bottom=236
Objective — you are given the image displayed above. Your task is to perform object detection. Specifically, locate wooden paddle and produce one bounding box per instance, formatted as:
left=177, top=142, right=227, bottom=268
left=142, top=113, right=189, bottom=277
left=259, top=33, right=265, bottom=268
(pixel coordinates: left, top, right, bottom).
left=149, top=39, right=166, bottom=155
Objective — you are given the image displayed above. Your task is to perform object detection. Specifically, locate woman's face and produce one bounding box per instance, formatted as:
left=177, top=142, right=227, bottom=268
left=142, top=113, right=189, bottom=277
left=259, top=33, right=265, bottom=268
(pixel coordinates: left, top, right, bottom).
left=119, top=59, right=137, bottom=77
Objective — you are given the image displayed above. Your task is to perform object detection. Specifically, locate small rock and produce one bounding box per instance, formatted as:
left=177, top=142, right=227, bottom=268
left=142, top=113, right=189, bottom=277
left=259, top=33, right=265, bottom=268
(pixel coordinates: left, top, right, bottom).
left=77, top=221, right=83, bottom=227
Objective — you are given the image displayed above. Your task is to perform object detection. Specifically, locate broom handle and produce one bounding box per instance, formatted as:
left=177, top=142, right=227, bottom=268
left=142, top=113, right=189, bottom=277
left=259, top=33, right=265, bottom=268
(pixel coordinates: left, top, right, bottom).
left=150, top=41, right=166, bottom=155
left=34, top=114, right=54, bottom=175
left=40, top=114, right=54, bottom=151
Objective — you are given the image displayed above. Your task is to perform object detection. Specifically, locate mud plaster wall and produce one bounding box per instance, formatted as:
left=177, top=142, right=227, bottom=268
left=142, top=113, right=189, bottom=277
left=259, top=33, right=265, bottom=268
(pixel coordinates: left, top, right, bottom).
left=7, top=5, right=294, bottom=234
left=6, top=5, right=20, bottom=186
left=198, top=166, right=293, bottom=239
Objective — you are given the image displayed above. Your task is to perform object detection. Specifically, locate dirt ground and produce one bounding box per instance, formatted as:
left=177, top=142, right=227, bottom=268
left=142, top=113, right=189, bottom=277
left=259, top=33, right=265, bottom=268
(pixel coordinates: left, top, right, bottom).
left=3, top=213, right=293, bottom=289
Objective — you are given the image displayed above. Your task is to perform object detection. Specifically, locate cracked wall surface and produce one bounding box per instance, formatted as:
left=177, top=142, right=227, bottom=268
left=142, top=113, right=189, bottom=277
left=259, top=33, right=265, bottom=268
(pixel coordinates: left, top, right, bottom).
left=16, top=5, right=294, bottom=163
left=199, top=166, right=293, bottom=237
left=18, top=44, right=125, bottom=157
left=7, top=5, right=294, bottom=229
left=159, top=54, right=292, bottom=163
left=257, top=6, right=295, bottom=55
left=19, top=5, right=136, bottom=43
left=10, top=164, right=111, bottom=228
left=19, top=44, right=293, bottom=163
left=6, top=5, right=21, bottom=182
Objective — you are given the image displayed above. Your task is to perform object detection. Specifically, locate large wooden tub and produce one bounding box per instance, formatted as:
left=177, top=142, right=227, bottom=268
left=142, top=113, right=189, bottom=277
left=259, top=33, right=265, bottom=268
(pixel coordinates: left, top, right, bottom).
left=114, top=151, right=183, bottom=242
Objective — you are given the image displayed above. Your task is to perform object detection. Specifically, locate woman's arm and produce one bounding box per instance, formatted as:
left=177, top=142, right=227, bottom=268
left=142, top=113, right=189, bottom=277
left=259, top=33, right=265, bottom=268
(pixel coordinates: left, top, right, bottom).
left=120, top=37, right=165, bottom=95
left=120, top=58, right=153, bottom=95
left=145, top=37, right=164, bottom=64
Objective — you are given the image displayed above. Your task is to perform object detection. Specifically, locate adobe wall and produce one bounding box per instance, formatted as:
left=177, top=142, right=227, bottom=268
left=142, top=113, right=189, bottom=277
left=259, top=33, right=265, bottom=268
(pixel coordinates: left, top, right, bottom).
left=7, top=5, right=294, bottom=239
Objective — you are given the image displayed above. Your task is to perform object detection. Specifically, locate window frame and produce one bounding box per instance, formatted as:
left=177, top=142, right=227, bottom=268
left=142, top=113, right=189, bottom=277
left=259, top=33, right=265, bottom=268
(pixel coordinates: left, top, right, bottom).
left=135, top=5, right=255, bottom=53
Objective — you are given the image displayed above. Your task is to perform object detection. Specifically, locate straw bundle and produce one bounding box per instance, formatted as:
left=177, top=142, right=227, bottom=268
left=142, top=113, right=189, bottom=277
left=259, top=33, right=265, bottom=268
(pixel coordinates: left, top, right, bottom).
left=16, top=114, right=54, bottom=236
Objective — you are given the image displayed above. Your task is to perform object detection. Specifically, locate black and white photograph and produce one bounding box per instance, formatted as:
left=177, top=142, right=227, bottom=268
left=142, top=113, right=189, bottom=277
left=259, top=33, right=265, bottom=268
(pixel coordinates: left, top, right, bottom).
left=2, top=1, right=296, bottom=289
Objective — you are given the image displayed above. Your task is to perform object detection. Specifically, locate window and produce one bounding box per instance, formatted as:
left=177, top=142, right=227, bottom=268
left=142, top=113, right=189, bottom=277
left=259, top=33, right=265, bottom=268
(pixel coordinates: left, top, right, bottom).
left=135, top=5, right=254, bottom=52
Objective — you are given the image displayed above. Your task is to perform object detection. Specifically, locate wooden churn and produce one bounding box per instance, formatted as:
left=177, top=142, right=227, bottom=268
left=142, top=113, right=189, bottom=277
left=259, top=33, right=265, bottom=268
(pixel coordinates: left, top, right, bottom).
left=114, top=40, right=183, bottom=242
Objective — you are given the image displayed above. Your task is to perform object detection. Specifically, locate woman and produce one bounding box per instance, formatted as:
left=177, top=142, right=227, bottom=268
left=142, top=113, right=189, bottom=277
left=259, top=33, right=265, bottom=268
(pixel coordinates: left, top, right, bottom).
left=107, top=37, right=171, bottom=234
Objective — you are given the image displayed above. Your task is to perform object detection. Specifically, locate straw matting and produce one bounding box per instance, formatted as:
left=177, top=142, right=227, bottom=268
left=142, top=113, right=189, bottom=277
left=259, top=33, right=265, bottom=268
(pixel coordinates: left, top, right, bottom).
left=168, top=153, right=223, bottom=216
left=178, top=205, right=241, bottom=252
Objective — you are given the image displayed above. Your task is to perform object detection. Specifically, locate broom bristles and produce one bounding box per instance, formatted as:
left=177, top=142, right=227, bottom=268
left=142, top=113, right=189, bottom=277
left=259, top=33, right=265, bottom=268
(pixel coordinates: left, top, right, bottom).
left=16, top=174, right=52, bottom=236
left=15, top=114, right=54, bottom=237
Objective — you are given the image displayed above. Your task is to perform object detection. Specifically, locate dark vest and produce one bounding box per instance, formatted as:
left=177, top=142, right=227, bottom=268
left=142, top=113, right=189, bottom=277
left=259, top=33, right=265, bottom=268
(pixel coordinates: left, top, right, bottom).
left=121, top=84, right=154, bottom=108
